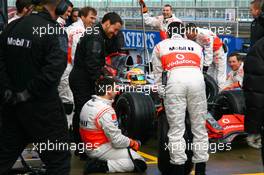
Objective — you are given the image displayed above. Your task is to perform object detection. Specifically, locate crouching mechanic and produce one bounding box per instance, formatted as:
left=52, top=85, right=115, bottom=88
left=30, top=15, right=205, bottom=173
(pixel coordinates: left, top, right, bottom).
left=152, top=22, right=209, bottom=175
left=79, top=77, right=147, bottom=174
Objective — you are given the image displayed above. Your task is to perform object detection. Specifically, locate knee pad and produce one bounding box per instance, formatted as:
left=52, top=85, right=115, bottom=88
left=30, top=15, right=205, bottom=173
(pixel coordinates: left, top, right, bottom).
left=133, top=159, right=147, bottom=172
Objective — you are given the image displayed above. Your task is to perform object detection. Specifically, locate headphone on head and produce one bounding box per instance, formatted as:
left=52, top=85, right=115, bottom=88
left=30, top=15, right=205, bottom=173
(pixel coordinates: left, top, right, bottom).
left=31, top=0, right=71, bottom=16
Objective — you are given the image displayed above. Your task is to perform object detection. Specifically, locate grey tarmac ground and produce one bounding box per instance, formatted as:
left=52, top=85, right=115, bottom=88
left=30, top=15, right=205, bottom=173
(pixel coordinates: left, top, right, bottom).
left=70, top=138, right=263, bottom=175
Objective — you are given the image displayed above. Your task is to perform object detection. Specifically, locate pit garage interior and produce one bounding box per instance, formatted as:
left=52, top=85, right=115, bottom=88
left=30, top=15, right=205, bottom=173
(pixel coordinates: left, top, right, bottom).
left=1, top=0, right=264, bottom=174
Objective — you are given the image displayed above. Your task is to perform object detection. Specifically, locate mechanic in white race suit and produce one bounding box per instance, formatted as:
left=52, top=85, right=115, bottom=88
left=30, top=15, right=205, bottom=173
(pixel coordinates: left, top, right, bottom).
left=139, top=0, right=182, bottom=40
left=79, top=77, right=147, bottom=174
left=186, top=23, right=227, bottom=90
left=58, top=7, right=97, bottom=127
left=152, top=22, right=209, bottom=175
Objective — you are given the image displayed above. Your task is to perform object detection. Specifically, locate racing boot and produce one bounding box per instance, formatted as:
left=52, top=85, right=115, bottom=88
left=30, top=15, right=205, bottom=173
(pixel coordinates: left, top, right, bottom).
left=83, top=158, right=108, bottom=174
left=169, top=164, right=185, bottom=175
left=134, top=159, right=147, bottom=172
left=195, top=162, right=206, bottom=175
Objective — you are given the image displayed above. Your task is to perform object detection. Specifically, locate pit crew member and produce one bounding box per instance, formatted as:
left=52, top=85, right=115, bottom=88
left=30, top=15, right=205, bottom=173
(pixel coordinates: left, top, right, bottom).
left=0, top=0, right=71, bottom=174
left=56, top=0, right=73, bottom=27
left=152, top=21, right=209, bottom=175
left=139, top=0, right=182, bottom=40
left=59, top=7, right=97, bottom=128
left=222, top=52, right=244, bottom=91
left=69, top=12, right=123, bottom=157
left=186, top=22, right=227, bottom=90
left=80, top=77, right=146, bottom=174
left=8, top=0, right=33, bottom=23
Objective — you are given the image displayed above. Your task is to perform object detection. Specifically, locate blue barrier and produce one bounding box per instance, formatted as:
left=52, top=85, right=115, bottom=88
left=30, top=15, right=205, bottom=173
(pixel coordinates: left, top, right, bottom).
left=122, top=29, right=245, bottom=55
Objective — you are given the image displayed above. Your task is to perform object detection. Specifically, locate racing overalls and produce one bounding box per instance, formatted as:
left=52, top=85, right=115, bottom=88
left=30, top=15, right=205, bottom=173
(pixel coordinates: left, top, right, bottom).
left=143, top=13, right=182, bottom=40
left=58, top=18, right=86, bottom=126
left=152, top=34, right=209, bottom=165
left=223, top=62, right=244, bottom=90
left=66, top=18, right=86, bottom=65
left=194, top=27, right=227, bottom=90
left=79, top=95, right=145, bottom=172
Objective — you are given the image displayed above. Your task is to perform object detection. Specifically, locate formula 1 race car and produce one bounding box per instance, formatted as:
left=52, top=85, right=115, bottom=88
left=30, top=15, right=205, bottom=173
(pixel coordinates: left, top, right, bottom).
left=104, top=51, right=247, bottom=175
left=104, top=51, right=246, bottom=143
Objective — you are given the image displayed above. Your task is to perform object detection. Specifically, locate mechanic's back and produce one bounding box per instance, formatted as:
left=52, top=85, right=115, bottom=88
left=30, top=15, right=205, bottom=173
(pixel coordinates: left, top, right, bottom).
left=152, top=22, right=209, bottom=175
left=0, top=1, right=71, bottom=174
left=2, top=12, right=67, bottom=97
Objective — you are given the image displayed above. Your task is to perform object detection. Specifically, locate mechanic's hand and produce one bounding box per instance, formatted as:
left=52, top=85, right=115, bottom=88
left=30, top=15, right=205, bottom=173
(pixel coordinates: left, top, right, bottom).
left=139, top=0, right=148, bottom=13
left=129, top=139, right=141, bottom=151
left=203, top=66, right=209, bottom=74
left=246, top=134, right=262, bottom=149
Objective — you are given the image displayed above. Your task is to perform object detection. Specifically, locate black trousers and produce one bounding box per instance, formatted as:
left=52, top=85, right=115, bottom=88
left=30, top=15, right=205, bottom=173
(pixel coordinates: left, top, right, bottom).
left=0, top=97, right=71, bottom=175
left=69, top=69, right=95, bottom=149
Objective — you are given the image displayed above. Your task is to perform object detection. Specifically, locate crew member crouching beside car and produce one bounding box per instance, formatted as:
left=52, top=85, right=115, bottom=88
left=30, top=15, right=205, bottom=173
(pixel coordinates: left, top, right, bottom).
left=222, top=52, right=244, bottom=91
left=79, top=77, right=147, bottom=174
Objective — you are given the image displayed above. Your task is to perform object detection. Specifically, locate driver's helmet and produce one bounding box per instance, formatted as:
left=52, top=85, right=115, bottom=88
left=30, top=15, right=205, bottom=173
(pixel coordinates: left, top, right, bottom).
left=126, top=68, right=146, bottom=85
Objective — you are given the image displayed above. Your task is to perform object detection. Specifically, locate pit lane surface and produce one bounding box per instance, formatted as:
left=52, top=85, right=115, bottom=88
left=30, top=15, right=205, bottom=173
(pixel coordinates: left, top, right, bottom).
left=70, top=138, right=263, bottom=175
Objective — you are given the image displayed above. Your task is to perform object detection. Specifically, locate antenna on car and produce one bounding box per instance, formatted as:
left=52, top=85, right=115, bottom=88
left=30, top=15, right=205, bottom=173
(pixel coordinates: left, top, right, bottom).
left=140, top=2, right=151, bottom=74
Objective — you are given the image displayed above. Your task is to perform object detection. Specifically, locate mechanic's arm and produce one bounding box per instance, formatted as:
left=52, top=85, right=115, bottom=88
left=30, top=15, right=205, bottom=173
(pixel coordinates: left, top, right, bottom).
left=139, top=0, right=160, bottom=28
left=143, top=13, right=161, bottom=28
left=81, top=36, right=104, bottom=80
left=99, top=111, right=130, bottom=148
left=26, top=34, right=68, bottom=98
left=201, top=34, right=214, bottom=68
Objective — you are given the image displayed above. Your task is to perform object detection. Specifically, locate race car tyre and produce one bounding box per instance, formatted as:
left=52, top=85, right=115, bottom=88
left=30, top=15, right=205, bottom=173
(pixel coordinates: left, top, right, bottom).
left=115, top=92, right=155, bottom=143
left=157, top=112, right=193, bottom=175
left=211, top=90, right=245, bottom=121
left=204, top=74, right=219, bottom=104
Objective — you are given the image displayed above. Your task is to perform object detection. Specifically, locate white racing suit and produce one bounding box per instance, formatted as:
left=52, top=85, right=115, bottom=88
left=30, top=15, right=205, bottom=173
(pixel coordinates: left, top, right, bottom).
left=67, top=18, right=86, bottom=65
left=152, top=35, right=209, bottom=165
left=194, top=27, right=227, bottom=90
left=79, top=95, right=145, bottom=173
left=58, top=19, right=86, bottom=126
left=223, top=62, right=244, bottom=90
left=143, top=13, right=182, bottom=40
